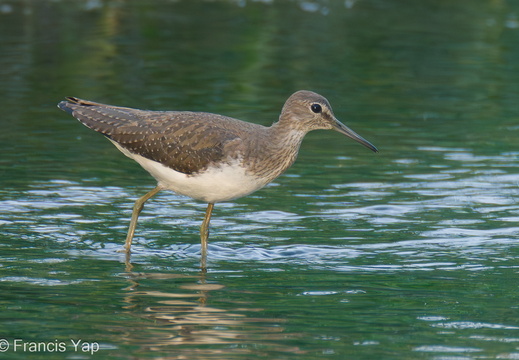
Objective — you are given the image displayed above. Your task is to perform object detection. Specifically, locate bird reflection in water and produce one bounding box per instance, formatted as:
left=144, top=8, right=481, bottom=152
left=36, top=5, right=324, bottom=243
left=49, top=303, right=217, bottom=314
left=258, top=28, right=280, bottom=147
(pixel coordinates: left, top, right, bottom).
left=117, top=264, right=305, bottom=357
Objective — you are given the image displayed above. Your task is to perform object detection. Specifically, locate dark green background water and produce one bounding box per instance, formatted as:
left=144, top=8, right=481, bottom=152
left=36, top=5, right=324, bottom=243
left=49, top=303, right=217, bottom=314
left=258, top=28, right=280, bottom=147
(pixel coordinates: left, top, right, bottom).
left=1, top=0, right=519, bottom=358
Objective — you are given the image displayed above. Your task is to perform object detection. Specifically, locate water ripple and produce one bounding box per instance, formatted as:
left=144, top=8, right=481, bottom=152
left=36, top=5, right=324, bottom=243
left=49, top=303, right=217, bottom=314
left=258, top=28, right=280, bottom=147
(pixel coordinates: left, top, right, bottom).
left=1, top=147, right=518, bottom=275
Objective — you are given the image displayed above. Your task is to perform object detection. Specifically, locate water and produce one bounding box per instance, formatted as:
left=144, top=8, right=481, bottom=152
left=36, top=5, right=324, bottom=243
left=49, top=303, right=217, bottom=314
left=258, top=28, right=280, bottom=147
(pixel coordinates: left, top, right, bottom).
left=1, top=0, right=519, bottom=358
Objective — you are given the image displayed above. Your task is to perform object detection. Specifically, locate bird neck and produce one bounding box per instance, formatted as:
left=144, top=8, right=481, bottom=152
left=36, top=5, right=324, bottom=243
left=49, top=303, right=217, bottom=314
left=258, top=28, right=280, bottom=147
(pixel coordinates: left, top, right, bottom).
left=241, top=120, right=307, bottom=182
left=268, top=119, right=307, bottom=149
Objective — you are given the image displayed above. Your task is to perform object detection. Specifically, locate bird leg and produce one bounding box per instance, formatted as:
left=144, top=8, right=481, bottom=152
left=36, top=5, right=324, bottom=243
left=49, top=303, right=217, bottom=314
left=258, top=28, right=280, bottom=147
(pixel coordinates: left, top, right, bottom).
left=123, top=185, right=162, bottom=253
left=200, top=203, right=214, bottom=258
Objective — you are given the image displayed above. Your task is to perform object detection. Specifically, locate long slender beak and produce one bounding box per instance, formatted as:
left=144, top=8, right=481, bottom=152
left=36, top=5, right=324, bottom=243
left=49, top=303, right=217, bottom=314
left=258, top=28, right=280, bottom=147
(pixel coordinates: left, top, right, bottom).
left=332, top=118, right=378, bottom=153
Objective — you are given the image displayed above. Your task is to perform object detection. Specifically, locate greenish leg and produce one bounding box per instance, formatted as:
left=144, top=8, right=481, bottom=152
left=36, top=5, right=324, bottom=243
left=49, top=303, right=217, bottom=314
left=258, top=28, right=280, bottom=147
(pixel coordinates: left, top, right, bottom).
left=200, top=203, right=214, bottom=269
left=123, top=185, right=162, bottom=253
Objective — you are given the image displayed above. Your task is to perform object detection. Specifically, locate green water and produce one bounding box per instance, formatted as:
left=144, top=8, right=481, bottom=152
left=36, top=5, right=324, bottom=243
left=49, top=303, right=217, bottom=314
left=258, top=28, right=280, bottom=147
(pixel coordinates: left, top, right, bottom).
left=1, top=0, right=519, bottom=358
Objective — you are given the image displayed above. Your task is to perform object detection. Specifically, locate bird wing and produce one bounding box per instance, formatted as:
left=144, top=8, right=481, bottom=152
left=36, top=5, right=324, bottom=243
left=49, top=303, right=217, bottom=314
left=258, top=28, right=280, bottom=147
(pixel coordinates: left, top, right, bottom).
left=58, top=97, right=245, bottom=175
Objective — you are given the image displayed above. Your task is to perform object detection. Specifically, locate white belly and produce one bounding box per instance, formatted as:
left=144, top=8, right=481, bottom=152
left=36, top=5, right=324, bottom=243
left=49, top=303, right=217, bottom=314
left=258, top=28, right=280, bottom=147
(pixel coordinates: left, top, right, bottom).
left=111, top=142, right=268, bottom=203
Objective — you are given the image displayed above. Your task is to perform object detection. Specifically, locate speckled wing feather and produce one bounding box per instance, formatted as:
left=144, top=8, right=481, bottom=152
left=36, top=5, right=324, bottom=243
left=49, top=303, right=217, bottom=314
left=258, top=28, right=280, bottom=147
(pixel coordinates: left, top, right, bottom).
left=58, top=97, right=245, bottom=175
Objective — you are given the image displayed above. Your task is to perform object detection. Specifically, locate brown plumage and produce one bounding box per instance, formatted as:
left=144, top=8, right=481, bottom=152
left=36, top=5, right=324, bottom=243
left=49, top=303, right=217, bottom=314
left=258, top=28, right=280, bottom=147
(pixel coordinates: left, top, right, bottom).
left=58, top=90, right=377, bottom=260
left=58, top=97, right=261, bottom=175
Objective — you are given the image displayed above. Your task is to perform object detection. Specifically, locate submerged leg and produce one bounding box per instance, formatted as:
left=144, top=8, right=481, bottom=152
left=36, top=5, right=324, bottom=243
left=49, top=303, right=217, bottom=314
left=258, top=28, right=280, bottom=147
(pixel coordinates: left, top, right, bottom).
left=200, top=203, right=214, bottom=259
left=124, top=185, right=162, bottom=253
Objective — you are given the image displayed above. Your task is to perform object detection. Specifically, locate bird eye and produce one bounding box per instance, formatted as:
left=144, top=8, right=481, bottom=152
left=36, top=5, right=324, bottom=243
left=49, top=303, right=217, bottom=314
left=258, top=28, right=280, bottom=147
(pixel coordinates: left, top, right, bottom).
left=310, top=104, right=322, bottom=113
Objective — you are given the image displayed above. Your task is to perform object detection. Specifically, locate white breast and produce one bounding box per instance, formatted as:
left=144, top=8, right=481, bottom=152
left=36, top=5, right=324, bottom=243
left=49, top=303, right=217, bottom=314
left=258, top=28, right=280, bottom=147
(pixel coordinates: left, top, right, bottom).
left=111, top=141, right=269, bottom=203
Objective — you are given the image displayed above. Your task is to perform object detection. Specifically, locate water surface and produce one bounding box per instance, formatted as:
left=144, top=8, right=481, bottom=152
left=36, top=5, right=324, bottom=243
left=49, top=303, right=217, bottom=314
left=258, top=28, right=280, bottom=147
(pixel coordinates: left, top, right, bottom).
left=1, top=0, right=519, bottom=358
